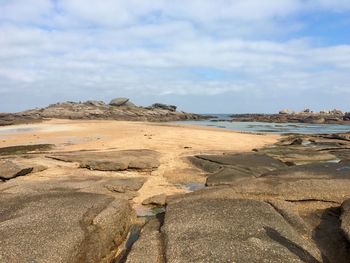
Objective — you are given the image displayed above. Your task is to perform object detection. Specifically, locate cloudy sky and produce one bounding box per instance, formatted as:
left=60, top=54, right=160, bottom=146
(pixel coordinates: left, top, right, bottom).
left=0, top=0, right=350, bottom=113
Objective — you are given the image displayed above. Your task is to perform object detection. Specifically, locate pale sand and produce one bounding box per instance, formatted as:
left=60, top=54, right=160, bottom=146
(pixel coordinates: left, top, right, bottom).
left=0, top=119, right=279, bottom=204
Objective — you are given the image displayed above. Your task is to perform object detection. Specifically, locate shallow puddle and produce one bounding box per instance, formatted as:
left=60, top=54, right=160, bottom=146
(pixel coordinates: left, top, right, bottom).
left=113, top=224, right=141, bottom=263
left=0, top=127, right=38, bottom=136
left=327, top=159, right=341, bottom=163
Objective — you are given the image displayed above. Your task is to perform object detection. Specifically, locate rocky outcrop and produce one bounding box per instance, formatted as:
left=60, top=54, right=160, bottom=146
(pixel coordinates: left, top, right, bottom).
left=0, top=98, right=207, bottom=126
left=123, top=133, right=350, bottom=263
left=0, top=112, right=42, bottom=126
left=49, top=149, right=160, bottom=171
left=229, top=108, right=350, bottom=124
left=0, top=160, right=46, bottom=180
left=0, top=170, right=146, bottom=262
left=0, top=160, right=33, bottom=180
left=3, top=128, right=350, bottom=262
left=150, top=103, right=177, bottom=112
left=0, top=191, right=133, bottom=263
left=343, top=112, right=350, bottom=121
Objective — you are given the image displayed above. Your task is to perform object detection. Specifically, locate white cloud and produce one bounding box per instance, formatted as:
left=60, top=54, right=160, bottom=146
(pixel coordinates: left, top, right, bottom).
left=0, top=0, right=350, bottom=111
left=0, top=0, right=53, bottom=23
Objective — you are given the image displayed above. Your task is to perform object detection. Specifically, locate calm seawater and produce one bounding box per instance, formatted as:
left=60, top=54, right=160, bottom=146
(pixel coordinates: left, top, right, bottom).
left=175, top=114, right=350, bottom=134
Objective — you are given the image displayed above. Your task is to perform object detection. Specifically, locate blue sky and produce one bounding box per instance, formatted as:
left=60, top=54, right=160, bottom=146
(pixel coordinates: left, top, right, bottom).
left=0, top=0, right=350, bottom=113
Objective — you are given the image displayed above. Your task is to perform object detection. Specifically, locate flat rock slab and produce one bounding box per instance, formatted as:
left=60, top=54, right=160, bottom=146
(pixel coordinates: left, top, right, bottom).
left=50, top=149, right=160, bottom=171
left=0, top=160, right=46, bottom=180
left=0, top=174, right=146, bottom=200
left=0, top=144, right=53, bottom=156
left=262, top=162, right=350, bottom=179
left=164, top=196, right=322, bottom=263
left=206, top=174, right=350, bottom=203
left=189, top=153, right=286, bottom=186
left=0, top=191, right=134, bottom=263
left=187, top=156, right=222, bottom=173
left=195, top=152, right=286, bottom=168
left=258, top=146, right=337, bottom=164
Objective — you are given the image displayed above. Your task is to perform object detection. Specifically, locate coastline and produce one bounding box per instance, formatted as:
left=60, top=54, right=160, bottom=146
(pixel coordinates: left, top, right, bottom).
left=1, top=118, right=350, bottom=262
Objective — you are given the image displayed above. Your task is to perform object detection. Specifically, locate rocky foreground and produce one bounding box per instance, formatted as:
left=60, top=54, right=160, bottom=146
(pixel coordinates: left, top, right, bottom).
left=1, top=124, right=350, bottom=262
left=0, top=97, right=206, bottom=126
left=229, top=108, right=350, bottom=124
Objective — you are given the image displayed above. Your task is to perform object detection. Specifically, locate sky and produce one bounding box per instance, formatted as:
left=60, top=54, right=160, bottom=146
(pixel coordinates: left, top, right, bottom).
left=0, top=0, right=350, bottom=113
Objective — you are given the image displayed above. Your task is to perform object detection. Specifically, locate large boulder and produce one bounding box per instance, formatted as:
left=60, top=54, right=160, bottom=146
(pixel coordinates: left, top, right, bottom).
left=0, top=191, right=134, bottom=263
left=0, top=160, right=33, bottom=180
left=279, top=109, right=290, bottom=114
left=49, top=149, right=160, bottom=171
left=151, top=103, right=177, bottom=112
left=109, top=98, right=130, bottom=106
left=0, top=172, right=146, bottom=262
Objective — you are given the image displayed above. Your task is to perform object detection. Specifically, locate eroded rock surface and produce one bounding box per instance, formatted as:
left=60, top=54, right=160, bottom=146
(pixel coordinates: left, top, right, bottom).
left=163, top=196, right=323, bottom=263
left=189, top=153, right=287, bottom=186
left=0, top=191, right=133, bottom=263
left=121, top=133, right=350, bottom=263
left=0, top=173, right=146, bottom=262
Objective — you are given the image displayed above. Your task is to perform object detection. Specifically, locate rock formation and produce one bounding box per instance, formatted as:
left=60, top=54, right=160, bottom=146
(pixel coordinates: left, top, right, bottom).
left=0, top=145, right=149, bottom=262
left=125, top=132, right=350, bottom=262
left=1, top=125, right=350, bottom=262
left=0, top=98, right=207, bottom=126
left=49, top=149, right=160, bottom=171
left=230, top=108, right=350, bottom=124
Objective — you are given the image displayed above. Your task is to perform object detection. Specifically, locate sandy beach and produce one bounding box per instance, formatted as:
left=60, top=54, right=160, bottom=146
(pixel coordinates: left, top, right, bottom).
left=0, top=119, right=278, bottom=203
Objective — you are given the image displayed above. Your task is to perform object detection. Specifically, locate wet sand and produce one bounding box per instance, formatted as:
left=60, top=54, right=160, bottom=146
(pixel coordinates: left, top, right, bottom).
left=0, top=119, right=279, bottom=205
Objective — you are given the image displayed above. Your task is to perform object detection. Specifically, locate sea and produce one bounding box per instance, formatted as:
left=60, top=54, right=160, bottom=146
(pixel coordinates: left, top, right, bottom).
left=175, top=114, right=350, bottom=134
